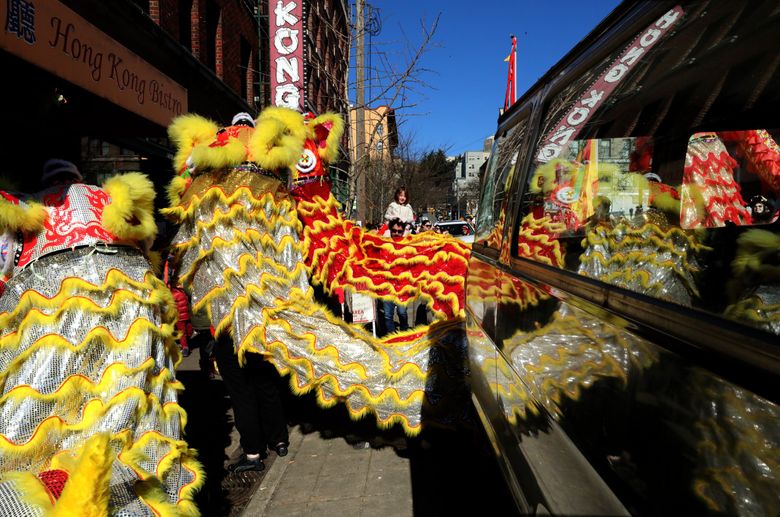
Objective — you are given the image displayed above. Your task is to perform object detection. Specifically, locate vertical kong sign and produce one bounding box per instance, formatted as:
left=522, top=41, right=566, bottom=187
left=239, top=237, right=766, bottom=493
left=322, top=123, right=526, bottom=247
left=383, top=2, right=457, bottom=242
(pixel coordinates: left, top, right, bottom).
left=535, top=6, right=684, bottom=163
left=270, top=0, right=303, bottom=111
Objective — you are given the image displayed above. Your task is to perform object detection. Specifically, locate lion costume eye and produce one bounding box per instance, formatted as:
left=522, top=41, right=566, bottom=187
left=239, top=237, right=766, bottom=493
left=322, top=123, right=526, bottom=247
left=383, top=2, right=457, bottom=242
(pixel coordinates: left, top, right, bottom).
left=296, top=148, right=318, bottom=173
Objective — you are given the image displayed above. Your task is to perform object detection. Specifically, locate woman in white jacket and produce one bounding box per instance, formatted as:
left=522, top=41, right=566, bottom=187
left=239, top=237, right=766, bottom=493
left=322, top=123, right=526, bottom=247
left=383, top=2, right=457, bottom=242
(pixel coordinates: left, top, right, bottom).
left=384, top=186, right=414, bottom=235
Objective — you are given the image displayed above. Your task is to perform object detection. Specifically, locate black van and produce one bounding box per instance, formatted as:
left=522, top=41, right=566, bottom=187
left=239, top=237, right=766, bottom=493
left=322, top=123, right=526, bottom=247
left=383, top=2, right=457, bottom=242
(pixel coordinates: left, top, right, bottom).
left=467, top=1, right=779, bottom=515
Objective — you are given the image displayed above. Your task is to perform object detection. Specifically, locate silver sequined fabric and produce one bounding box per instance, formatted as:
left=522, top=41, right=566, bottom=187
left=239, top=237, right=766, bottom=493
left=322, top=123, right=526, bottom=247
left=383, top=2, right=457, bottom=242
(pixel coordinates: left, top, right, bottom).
left=0, top=247, right=197, bottom=515
left=579, top=211, right=703, bottom=306
left=505, top=303, right=657, bottom=418
left=170, top=170, right=467, bottom=432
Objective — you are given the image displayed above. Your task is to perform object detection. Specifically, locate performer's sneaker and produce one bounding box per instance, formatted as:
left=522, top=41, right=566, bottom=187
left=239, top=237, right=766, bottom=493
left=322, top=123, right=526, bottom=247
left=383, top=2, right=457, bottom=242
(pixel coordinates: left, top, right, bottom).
left=227, top=455, right=265, bottom=473
left=274, top=442, right=289, bottom=457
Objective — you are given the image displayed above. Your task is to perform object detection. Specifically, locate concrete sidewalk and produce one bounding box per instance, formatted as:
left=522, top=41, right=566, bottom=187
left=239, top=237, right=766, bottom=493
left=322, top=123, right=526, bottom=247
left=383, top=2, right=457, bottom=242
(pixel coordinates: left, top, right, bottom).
left=243, top=426, right=413, bottom=516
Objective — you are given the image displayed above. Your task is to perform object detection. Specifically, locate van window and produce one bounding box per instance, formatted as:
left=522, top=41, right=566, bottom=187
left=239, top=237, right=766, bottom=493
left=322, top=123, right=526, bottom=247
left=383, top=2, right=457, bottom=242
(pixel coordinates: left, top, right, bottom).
left=514, top=1, right=780, bottom=333
left=475, top=119, right=527, bottom=249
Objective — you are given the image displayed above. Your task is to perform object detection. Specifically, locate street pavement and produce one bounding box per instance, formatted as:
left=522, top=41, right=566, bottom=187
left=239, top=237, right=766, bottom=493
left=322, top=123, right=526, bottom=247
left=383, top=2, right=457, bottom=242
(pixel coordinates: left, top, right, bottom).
left=176, top=346, right=520, bottom=516
left=244, top=426, right=413, bottom=516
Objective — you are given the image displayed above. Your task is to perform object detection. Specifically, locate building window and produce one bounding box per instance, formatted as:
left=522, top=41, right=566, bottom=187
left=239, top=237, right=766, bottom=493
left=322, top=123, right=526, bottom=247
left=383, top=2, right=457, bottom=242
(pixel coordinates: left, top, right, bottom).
left=241, top=36, right=253, bottom=104
left=206, top=0, right=221, bottom=74
left=178, top=0, right=192, bottom=51
left=599, top=139, right=612, bottom=157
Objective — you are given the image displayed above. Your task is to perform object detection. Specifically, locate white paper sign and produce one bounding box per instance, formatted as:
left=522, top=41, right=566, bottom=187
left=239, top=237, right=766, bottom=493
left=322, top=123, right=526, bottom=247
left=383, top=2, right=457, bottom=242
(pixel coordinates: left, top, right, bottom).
left=350, top=292, right=375, bottom=324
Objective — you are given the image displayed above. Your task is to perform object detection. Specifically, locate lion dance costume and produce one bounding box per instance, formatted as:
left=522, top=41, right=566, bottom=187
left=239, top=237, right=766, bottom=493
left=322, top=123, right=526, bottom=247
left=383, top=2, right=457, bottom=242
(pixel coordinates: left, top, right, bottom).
left=163, top=107, right=472, bottom=436
left=0, top=166, right=201, bottom=515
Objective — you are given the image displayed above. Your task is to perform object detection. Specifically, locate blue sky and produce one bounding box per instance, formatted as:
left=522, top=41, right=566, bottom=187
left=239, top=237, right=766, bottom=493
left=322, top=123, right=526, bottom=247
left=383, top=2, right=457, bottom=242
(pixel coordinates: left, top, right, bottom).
left=358, top=0, right=622, bottom=154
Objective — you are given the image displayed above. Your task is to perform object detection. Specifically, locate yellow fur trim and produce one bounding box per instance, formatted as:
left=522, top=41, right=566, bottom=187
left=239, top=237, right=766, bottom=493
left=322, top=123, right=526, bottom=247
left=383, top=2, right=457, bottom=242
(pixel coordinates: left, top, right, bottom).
left=0, top=316, right=178, bottom=379
left=167, top=176, right=190, bottom=207
left=0, top=271, right=180, bottom=380
left=248, top=117, right=304, bottom=171
left=308, top=113, right=345, bottom=163
left=651, top=190, right=681, bottom=213
left=0, top=270, right=175, bottom=327
left=163, top=185, right=299, bottom=227
left=191, top=138, right=248, bottom=170
left=0, top=394, right=186, bottom=466
left=124, top=433, right=204, bottom=515
left=594, top=162, right=621, bottom=183
left=147, top=250, right=163, bottom=275
left=736, top=228, right=780, bottom=253
left=168, top=114, right=220, bottom=172
left=257, top=106, right=308, bottom=142
left=0, top=197, right=48, bottom=233
left=295, top=192, right=470, bottom=318
left=0, top=360, right=181, bottom=406
left=3, top=472, right=54, bottom=512
left=731, top=229, right=780, bottom=279
left=528, top=160, right=571, bottom=194
left=102, top=172, right=157, bottom=242
left=52, top=433, right=113, bottom=517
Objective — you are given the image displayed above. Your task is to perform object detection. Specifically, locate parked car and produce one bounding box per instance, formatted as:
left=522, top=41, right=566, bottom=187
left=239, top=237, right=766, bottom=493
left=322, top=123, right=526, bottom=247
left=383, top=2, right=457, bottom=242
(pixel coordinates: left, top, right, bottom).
left=467, top=1, right=779, bottom=515
left=434, top=220, right=475, bottom=243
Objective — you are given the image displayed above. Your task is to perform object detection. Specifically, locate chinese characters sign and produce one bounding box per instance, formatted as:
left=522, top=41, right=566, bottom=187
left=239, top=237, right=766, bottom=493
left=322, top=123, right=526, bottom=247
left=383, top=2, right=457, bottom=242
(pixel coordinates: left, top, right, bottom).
left=269, top=0, right=304, bottom=111
left=1, top=0, right=187, bottom=126
left=5, top=0, right=35, bottom=43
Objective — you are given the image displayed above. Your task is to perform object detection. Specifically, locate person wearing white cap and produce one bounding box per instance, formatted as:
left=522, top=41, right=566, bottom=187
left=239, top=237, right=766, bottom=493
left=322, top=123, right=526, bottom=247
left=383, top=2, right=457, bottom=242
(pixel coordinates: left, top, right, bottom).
left=231, top=112, right=256, bottom=127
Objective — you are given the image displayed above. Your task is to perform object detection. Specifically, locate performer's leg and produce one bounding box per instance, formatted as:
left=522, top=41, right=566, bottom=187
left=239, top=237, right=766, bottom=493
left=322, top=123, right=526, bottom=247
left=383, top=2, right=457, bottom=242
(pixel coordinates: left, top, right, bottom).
left=383, top=300, right=396, bottom=333
left=415, top=302, right=428, bottom=326
left=175, top=319, right=191, bottom=356
left=246, top=354, right=290, bottom=456
left=213, top=335, right=266, bottom=471
left=397, top=304, right=409, bottom=331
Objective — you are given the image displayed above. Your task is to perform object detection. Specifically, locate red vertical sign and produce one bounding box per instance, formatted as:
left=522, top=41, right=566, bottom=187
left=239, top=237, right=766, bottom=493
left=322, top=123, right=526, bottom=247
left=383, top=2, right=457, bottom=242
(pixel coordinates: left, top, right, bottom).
left=536, top=6, right=684, bottom=163
left=269, top=0, right=304, bottom=111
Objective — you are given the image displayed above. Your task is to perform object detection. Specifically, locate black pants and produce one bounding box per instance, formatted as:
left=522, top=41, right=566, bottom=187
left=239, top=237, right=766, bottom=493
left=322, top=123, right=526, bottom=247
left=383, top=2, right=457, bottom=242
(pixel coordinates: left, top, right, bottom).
left=213, top=336, right=289, bottom=455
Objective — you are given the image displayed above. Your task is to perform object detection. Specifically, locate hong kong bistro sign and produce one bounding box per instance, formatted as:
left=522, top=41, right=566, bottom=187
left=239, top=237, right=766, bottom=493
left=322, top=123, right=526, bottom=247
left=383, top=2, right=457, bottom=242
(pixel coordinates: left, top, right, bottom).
left=269, top=0, right=304, bottom=110
left=1, top=0, right=187, bottom=127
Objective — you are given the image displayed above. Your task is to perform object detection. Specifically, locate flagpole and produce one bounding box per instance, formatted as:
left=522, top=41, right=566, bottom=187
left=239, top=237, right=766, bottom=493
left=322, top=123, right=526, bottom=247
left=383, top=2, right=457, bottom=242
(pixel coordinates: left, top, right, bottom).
left=512, top=35, right=517, bottom=105
left=504, top=34, right=517, bottom=111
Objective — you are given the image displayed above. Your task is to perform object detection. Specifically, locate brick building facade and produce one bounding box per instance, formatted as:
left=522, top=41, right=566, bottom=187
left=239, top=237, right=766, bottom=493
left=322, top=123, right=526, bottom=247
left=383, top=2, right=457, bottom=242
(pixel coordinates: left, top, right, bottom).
left=146, top=0, right=260, bottom=107
left=302, top=0, right=350, bottom=116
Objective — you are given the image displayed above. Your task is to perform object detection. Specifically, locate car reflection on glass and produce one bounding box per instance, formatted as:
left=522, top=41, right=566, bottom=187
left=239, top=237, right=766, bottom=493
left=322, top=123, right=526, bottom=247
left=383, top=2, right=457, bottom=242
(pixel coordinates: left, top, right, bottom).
left=434, top=220, right=475, bottom=243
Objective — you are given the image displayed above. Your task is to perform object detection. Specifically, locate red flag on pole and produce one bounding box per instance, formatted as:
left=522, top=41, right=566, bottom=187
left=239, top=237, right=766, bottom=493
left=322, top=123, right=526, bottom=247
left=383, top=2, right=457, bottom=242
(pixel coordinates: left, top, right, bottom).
left=504, top=35, right=517, bottom=111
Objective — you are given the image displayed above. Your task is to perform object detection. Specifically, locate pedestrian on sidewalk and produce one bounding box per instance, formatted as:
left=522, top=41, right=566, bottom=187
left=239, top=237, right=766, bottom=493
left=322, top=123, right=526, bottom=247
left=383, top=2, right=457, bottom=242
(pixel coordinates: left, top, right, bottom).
left=382, top=218, right=410, bottom=333
left=164, top=255, right=193, bottom=357
left=213, top=333, right=290, bottom=473
left=383, top=186, right=415, bottom=236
